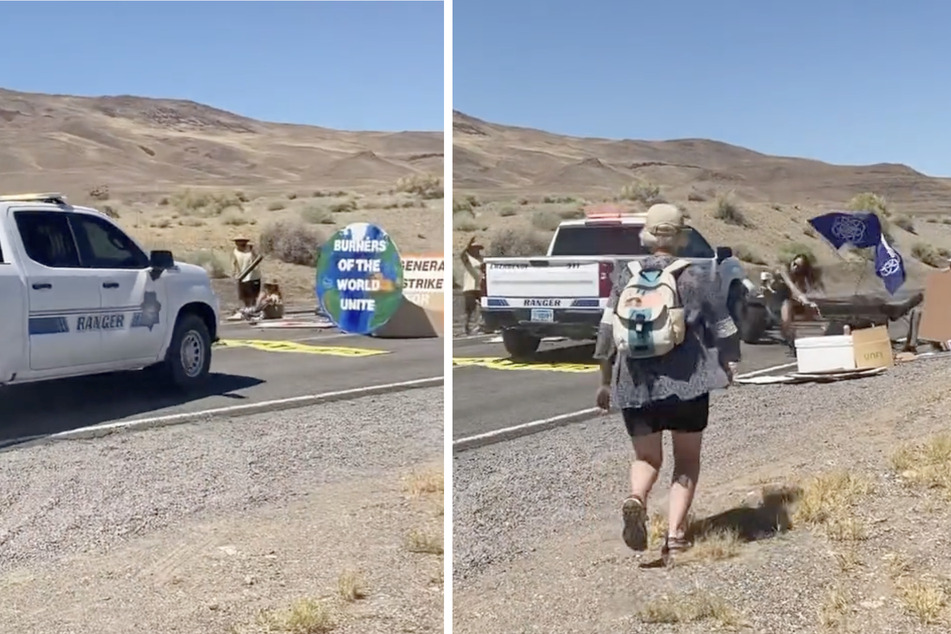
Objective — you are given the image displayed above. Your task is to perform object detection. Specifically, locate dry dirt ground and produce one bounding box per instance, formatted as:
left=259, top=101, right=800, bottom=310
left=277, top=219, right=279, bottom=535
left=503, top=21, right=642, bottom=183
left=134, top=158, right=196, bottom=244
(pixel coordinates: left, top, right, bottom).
left=0, top=88, right=444, bottom=310
left=0, top=389, right=444, bottom=634
left=452, top=359, right=951, bottom=634
left=451, top=111, right=951, bottom=294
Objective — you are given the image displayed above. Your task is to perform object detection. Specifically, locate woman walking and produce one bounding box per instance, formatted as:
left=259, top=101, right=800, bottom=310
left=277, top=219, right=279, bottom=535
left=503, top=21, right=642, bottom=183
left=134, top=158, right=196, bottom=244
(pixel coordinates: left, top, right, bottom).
left=594, top=203, right=741, bottom=558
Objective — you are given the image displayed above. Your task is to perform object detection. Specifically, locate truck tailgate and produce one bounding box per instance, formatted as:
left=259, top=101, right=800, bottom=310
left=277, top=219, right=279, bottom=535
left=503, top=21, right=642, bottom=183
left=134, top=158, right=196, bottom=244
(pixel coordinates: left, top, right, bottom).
left=484, top=258, right=604, bottom=304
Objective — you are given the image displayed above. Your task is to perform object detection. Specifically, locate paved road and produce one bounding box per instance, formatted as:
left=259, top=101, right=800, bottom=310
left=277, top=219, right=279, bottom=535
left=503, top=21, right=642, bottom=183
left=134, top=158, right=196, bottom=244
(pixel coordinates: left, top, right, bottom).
left=0, top=321, right=442, bottom=443
left=450, top=317, right=913, bottom=440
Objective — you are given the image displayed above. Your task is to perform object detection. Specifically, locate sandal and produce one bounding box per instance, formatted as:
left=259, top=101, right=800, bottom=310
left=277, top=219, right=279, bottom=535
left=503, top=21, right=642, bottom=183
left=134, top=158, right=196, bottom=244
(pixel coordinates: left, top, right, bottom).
left=661, top=534, right=692, bottom=563
left=621, top=496, right=648, bottom=551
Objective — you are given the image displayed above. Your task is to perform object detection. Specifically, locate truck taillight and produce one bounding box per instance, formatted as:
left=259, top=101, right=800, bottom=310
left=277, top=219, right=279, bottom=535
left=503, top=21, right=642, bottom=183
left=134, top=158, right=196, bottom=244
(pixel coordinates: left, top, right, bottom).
left=599, top=261, right=614, bottom=297
left=480, top=262, right=487, bottom=296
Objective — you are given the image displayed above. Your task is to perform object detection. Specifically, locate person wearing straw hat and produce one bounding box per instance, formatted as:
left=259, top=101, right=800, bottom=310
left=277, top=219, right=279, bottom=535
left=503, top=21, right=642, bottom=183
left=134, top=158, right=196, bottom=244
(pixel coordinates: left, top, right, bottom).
left=460, top=236, right=485, bottom=335
left=231, top=236, right=261, bottom=309
left=593, top=203, right=741, bottom=562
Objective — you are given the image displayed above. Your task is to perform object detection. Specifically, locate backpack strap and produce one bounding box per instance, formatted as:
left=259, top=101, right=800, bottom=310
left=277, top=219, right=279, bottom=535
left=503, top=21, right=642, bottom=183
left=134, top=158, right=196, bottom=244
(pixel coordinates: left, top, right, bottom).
left=626, top=260, right=643, bottom=277
left=663, top=258, right=691, bottom=276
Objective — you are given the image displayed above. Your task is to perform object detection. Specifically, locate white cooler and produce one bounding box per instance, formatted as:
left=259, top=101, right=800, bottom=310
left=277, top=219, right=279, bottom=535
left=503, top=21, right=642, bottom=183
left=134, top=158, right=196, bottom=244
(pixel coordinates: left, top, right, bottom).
left=794, top=335, right=856, bottom=373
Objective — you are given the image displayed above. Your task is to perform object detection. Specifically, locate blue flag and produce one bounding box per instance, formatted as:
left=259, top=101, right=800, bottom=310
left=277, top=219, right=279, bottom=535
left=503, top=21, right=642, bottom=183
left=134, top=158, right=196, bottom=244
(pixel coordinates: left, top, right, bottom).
left=875, top=235, right=905, bottom=295
left=808, top=211, right=882, bottom=249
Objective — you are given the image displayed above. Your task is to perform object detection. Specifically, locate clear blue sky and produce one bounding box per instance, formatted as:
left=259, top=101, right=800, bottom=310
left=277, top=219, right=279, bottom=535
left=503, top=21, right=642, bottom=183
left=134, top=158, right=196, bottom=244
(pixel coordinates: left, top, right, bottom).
left=455, top=0, right=951, bottom=176
left=0, top=1, right=443, bottom=132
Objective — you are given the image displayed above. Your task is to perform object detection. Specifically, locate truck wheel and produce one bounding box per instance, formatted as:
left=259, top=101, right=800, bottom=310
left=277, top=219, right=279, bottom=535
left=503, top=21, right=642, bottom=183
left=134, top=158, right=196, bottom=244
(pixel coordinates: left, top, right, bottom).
left=501, top=329, right=541, bottom=358
left=740, top=305, right=769, bottom=344
left=163, top=313, right=212, bottom=389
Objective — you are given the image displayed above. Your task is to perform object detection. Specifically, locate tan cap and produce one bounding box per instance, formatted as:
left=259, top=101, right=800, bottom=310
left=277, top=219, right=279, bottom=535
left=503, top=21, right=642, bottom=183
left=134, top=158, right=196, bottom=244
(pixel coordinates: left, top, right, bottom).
left=644, top=203, right=685, bottom=237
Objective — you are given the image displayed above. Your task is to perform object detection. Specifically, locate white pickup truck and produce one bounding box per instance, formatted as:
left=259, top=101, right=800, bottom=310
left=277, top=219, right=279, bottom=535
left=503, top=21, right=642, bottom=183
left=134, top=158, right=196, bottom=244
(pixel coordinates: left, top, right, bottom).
left=0, top=193, right=220, bottom=389
left=480, top=212, right=756, bottom=356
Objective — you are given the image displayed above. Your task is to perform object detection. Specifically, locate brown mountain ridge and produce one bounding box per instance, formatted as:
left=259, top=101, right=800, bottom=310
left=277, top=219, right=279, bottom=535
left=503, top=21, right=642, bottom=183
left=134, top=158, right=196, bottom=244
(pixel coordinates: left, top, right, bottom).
left=452, top=111, right=951, bottom=291
left=452, top=110, right=951, bottom=212
left=0, top=87, right=443, bottom=195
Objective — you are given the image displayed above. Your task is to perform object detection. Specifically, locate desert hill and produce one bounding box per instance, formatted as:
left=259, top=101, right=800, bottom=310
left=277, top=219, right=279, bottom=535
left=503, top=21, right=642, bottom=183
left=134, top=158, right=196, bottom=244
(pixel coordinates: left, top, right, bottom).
left=0, top=88, right=444, bottom=307
left=0, top=88, right=443, bottom=194
left=452, top=111, right=951, bottom=210
left=452, top=111, right=951, bottom=292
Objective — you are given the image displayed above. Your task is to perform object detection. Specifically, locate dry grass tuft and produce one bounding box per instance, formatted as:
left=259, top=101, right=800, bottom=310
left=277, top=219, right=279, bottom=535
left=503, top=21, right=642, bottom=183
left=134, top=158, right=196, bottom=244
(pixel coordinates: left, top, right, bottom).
left=912, top=242, right=948, bottom=268
left=171, top=189, right=244, bottom=217
left=818, top=583, right=852, bottom=629
left=896, top=577, right=948, bottom=625
left=179, top=249, right=228, bottom=279
left=619, top=180, right=664, bottom=206
left=336, top=570, right=367, bottom=602
left=530, top=209, right=561, bottom=231
left=884, top=552, right=913, bottom=579
left=647, top=512, right=667, bottom=548
left=405, top=529, right=443, bottom=555
left=300, top=205, right=336, bottom=225
left=892, top=434, right=951, bottom=493
left=485, top=227, right=550, bottom=257
left=713, top=193, right=750, bottom=227
left=259, top=220, right=324, bottom=266
left=639, top=591, right=743, bottom=628
left=453, top=214, right=480, bottom=232
left=396, top=174, right=443, bottom=199
left=403, top=468, right=444, bottom=497
left=833, top=547, right=862, bottom=573
left=261, top=597, right=336, bottom=633
left=683, top=527, right=742, bottom=563
left=793, top=471, right=871, bottom=541
left=848, top=192, right=890, bottom=218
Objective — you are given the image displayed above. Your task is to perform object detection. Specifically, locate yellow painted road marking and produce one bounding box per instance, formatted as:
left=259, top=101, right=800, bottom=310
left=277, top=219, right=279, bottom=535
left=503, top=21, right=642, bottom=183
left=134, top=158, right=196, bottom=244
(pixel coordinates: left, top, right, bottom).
left=452, top=357, right=597, bottom=373
left=217, top=339, right=389, bottom=357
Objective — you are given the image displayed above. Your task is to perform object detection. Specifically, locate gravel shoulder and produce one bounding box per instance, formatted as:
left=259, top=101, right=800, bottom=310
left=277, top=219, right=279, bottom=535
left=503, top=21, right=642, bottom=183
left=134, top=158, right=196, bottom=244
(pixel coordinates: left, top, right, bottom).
left=452, top=359, right=951, bottom=633
left=0, top=388, right=444, bottom=634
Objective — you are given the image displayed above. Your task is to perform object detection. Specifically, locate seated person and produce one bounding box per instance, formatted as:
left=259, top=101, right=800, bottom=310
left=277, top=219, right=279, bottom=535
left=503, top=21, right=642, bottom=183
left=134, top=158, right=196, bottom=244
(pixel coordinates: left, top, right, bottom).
left=241, top=281, right=285, bottom=321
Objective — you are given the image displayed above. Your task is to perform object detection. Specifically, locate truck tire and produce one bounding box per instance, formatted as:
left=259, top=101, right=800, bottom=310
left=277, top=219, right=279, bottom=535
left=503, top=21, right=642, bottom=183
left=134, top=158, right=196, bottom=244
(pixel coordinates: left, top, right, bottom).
left=740, top=305, right=769, bottom=344
left=163, top=312, right=212, bottom=389
left=501, top=329, right=541, bottom=358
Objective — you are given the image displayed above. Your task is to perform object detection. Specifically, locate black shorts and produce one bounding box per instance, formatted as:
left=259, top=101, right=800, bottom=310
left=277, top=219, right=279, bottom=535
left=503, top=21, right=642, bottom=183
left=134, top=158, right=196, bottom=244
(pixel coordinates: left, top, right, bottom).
left=462, top=290, right=481, bottom=313
left=621, top=393, right=710, bottom=437
left=238, top=279, right=261, bottom=303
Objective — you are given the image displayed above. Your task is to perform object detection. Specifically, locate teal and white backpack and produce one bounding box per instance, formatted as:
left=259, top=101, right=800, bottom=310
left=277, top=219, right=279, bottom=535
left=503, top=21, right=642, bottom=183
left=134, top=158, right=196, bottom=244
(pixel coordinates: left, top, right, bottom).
left=609, top=259, right=690, bottom=358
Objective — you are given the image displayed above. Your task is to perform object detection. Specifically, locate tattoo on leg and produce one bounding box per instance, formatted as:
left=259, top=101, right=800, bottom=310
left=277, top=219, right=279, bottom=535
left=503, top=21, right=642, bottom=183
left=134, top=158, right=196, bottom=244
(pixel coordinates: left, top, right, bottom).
left=672, top=473, right=694, bottom=488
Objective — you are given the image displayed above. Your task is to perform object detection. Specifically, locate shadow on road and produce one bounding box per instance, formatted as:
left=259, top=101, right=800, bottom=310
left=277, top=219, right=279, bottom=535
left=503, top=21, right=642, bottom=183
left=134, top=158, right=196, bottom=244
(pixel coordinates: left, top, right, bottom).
left=0, top=371, right=264, bottom=445
left=509, top=343, right=598, bottom=365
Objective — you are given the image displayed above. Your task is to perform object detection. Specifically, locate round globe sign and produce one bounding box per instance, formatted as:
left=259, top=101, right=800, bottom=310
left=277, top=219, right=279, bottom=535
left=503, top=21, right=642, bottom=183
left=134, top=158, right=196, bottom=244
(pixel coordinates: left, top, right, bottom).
left=316, top=223, right=404, bottom=335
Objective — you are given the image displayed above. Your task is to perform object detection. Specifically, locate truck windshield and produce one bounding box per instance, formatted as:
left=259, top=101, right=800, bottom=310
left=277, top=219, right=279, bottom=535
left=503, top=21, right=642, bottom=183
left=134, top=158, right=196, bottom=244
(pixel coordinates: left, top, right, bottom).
left=549, top=225, right=648, bottom=256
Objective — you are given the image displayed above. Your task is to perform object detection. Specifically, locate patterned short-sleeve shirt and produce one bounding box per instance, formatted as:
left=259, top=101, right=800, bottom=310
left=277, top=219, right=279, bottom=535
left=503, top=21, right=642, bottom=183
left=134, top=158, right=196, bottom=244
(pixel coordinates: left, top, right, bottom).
left=594, top=254, right=741, bottom=409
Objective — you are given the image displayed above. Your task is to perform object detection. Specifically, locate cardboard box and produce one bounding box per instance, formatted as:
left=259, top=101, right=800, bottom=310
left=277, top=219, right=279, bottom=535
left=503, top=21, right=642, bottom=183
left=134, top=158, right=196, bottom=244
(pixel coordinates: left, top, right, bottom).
left=919, top=268, right=951, bottom=344
left=851, top=325, right=893, bottom=369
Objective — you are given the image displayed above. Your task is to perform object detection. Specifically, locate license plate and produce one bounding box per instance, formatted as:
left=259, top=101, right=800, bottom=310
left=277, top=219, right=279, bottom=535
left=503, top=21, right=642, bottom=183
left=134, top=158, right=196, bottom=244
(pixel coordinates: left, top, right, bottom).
left=531, top=308, right=554, bottom=322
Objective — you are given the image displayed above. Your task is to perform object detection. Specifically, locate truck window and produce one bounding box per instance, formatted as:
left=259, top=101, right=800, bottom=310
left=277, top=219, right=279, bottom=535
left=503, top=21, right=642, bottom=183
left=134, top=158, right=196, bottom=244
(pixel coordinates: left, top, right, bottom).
left=550, top=225, right=649, bottom=256
left=70, top=214, right=149, bottom=269
left=14, top=212, right=82, bottom=268
left=676, top=228, right=715, bottom=258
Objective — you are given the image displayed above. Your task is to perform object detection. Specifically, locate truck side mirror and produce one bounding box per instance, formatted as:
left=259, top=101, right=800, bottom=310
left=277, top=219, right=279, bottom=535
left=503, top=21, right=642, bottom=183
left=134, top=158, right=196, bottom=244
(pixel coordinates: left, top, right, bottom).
left=715, top=246, right=733, bottom=263
left=150, top=250, right=174, bottom=270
